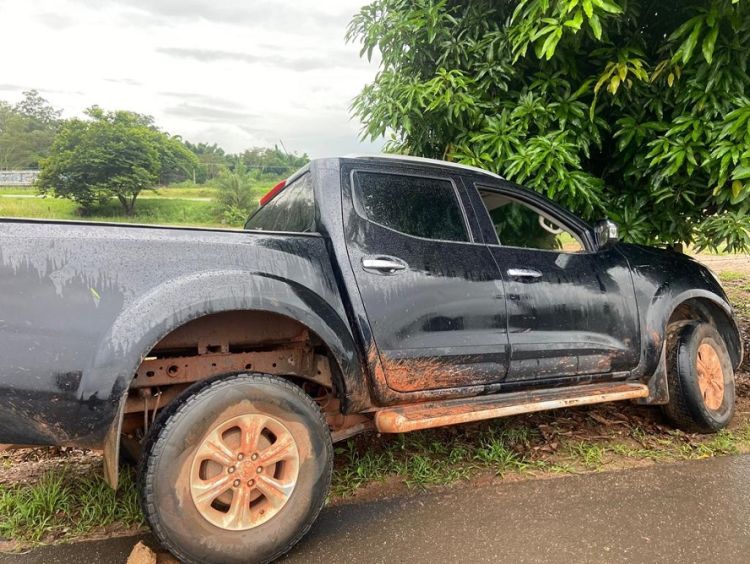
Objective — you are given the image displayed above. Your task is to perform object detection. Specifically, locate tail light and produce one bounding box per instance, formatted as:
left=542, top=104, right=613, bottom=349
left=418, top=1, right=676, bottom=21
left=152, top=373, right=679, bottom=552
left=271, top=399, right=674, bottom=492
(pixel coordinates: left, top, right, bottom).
left=259, top=180, right=287, bottom=206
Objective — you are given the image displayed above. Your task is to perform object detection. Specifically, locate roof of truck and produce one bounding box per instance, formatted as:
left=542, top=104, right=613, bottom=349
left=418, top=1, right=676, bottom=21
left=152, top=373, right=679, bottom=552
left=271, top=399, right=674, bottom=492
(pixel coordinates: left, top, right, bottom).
left=341, top=154, right=505, bottom=180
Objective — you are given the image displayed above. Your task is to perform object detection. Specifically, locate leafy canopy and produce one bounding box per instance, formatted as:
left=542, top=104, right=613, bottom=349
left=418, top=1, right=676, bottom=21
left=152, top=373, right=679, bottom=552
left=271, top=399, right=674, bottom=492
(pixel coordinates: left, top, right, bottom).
left=348, top=0, right=750, bottom=252
left=38, top=107, right=197, bottom=214
left=0, top=90, right=61, bottom=169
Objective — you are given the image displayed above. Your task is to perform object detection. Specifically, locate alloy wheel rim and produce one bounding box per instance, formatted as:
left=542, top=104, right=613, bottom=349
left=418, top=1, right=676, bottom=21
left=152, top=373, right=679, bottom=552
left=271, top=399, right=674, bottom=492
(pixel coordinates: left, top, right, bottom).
left=189, top=413, right=300, bottom=530
left=696, top=342, right=725, bottom=411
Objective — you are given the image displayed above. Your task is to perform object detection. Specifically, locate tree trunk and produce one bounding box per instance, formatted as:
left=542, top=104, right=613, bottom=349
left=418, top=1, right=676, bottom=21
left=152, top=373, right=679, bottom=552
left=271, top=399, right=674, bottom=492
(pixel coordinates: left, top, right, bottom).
left=117, top=193, right=138, bottom=215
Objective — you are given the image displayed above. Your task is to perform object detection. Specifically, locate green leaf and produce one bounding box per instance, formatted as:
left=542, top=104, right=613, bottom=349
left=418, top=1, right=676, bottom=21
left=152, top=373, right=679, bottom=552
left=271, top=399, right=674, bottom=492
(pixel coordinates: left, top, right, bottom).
left=593, top=0, right=623, bottom=14
left=732, top=165, right=750, bottom=180
left=583, top=0, right=594, bottom=18
left=732, top=180, right=743, bottom=199
left=681, top=20, right=703, bottom=64
left=588, top=14, right=602, bottom=40
left=702, top=26, right=719, bottom=64
left=608, top=75, right=621, bottom=94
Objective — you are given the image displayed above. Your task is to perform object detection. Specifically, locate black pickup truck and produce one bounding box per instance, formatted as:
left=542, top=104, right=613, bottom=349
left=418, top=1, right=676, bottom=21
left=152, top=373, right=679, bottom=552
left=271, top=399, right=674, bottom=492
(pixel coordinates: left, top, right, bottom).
left=0, top=155, right=742, bottom=563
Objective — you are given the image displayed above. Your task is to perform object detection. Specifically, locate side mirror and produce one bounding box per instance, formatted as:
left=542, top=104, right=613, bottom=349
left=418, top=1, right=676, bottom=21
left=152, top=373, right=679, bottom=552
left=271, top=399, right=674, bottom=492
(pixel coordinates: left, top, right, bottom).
left=594, top=219, right=619, bottom=250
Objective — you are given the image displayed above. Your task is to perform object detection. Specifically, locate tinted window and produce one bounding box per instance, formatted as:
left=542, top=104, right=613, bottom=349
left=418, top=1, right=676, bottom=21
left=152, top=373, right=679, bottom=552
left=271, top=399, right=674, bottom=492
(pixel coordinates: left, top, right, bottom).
left=353, top=172, right=468, bottom=242
left=478, top=189, right=584, bottom=252
left=245, top=173, right=315, bottom=232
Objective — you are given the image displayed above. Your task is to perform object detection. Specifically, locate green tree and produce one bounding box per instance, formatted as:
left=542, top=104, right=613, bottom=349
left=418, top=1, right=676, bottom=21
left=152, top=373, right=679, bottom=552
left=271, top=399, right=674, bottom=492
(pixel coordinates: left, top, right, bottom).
left=214, top=161, right=257, bottom=225
left=38, top=107, right=197, bottom=214
left=184, top=141, right=229, bottom=182
left=0, top=90, right=61, bottom=169
left=239, top=146, right=309, bottom=177
left=348, top=0, right=750, bottom=252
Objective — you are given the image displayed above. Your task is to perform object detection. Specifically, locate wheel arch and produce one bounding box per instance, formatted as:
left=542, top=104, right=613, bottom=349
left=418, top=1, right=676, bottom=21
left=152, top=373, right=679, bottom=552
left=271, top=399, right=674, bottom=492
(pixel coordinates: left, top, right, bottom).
left=666, top=296, right=742, bottom=370
left=86, top=270, right=368, bottom=487
left=638, top=289, right=743, bottom=406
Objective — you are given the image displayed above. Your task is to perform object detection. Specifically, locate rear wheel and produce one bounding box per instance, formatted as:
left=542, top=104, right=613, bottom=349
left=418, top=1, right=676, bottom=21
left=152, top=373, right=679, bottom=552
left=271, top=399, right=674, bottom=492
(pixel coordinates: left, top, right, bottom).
left=662, top=322, right=736, bottom=433
left=139, top=373, right=332, bottom=564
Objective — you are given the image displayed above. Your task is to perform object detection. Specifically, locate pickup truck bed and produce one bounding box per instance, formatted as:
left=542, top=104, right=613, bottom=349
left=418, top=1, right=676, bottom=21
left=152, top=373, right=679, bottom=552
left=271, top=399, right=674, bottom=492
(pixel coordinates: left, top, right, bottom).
left=0, top=219, right=360, bottom=446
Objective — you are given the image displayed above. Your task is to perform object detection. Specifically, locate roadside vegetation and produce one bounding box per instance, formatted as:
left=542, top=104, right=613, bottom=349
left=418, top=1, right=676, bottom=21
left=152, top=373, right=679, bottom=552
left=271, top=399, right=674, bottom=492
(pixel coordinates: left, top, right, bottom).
left=0, top=90, right=307, bottom=226
left=2, top=266, right=747, bottom=549
left=0, top=180, right=275, bottom=228
left=0, top=467, right=142, bottom=544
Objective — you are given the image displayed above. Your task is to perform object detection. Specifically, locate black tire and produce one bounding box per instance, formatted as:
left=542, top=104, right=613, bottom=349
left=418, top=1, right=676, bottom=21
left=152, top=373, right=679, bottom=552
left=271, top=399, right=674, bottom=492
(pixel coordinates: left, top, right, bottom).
left=139, top=372, right=332, bottom=564
left=662, top=321, right=736, bottom=433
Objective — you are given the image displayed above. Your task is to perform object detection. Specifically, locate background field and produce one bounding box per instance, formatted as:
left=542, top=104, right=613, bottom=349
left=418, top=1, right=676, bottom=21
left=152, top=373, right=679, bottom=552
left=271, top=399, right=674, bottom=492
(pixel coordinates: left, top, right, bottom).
left=0, top=181, right=276, bottom=228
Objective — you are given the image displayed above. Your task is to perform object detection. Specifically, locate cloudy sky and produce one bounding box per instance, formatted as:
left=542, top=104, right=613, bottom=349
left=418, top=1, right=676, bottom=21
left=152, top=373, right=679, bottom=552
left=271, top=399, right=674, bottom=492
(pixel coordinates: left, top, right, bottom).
left=0, top=0, right=383, bottom=157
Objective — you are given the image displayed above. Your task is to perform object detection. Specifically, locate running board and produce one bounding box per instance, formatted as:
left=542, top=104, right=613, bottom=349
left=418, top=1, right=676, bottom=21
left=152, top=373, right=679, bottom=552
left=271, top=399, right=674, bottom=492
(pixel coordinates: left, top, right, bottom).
left=375, top=382, right=649, bottom=433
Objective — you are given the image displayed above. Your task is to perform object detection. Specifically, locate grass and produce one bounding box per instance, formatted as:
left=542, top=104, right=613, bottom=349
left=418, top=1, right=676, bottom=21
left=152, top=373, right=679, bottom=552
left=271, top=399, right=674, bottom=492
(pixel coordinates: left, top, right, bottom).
left=329, top=416, right=750, bottom=497
left=0, top=186, right=37, bottom=194
left=2, top=411, right=748, bottom=546
left=0, top=180, right=278, bottom=228
left=0, top=196, right=222, bottom=227
left=0, top=468, right=142, bottom=544
left=719, top=270, right=747, bottom=283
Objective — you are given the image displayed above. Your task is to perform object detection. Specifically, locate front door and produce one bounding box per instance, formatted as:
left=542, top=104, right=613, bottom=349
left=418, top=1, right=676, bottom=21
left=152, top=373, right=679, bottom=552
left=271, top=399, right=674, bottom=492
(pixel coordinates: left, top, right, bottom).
left=342, top=164, right=509, bottom=393
left=466, top=180, right=640, bottom=382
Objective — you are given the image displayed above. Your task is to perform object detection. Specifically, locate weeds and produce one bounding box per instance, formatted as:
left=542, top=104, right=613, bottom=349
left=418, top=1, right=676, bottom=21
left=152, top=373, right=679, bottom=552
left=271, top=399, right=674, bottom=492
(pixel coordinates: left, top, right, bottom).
left=718, top=271, right=746, bottom=283
left=567, top=441, right=606, bottom=469
left=0, top=181, right=276, bottom=228
left=0, top=467, right=143, bottom=544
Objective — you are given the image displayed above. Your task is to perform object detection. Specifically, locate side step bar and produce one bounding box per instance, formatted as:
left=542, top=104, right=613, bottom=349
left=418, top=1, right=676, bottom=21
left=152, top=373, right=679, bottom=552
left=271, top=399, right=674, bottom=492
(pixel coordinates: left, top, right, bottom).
left=375, top=382, right=649, bottom=433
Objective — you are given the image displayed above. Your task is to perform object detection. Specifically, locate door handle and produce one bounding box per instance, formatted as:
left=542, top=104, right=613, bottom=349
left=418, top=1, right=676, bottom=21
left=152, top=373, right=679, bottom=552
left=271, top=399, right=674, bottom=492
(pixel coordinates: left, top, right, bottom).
left=507, top=268, right=543, bottom=278
left=362, top=256, right=408, bottom=273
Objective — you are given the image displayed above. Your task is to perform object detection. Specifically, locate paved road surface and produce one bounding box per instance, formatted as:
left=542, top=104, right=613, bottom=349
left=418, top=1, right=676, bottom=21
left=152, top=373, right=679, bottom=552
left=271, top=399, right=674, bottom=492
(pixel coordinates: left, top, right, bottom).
left=3, top=455, right=748, bottom=563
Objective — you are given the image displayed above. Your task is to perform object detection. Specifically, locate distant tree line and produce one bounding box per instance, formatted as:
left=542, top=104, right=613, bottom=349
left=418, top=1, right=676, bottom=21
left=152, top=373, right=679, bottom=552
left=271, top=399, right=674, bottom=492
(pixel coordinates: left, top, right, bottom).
left=0, top=91, right=309, bottom=215
left=0, top=90, right=61, bottom=170
left=185, top=142, right=309, bottom=183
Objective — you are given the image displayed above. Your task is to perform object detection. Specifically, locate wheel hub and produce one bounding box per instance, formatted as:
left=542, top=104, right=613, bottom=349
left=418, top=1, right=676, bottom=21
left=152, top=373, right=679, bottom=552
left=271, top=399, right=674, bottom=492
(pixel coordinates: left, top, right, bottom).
left=190, top=413, right=300, bottom=531
left=696, top=342, right=725, bottom=411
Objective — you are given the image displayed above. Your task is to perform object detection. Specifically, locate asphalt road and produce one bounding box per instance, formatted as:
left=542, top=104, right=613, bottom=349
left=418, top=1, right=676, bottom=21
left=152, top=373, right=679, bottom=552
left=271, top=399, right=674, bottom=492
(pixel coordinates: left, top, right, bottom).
left=3, top=455, right=749, bottom=564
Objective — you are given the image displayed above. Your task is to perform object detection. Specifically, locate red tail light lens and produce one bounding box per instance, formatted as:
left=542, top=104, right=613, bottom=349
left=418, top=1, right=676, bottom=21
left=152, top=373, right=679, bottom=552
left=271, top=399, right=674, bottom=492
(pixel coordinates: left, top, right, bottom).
left=260, top=180, right=287, bottom=206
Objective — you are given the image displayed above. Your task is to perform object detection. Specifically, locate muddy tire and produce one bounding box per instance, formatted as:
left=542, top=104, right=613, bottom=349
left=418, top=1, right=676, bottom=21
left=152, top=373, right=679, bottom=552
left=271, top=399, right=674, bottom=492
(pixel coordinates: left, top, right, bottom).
left=139, top=373, right=332, bottom=564
left=662, top=322, right=735, bottom=433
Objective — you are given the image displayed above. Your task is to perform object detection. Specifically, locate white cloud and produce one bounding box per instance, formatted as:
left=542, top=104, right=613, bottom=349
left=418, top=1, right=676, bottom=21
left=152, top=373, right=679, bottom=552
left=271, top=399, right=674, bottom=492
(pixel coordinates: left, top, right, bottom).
left=0, top=0, right=382, bottom=157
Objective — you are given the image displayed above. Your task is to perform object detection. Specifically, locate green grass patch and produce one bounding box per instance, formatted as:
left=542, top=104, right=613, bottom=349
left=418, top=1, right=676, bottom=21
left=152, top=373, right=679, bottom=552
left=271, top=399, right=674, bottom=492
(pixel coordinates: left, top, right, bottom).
left=0, top=186, right=36, bottom=195
left=0, top=195, right=224, bottom=227
left=718, top=271, right=747, bottom=283
left=0, top=179, right=280, bottom=228
left=566, top=441, right=606, bottom=469
left=0, top=468, right=143, bottom=544
left=330, top=422, right=546, bottom=496
left=330, top=414, right=750, bottom=498
left=160, top=180, right=276, bottom=202
left=3, top=418, right=750, bottom=546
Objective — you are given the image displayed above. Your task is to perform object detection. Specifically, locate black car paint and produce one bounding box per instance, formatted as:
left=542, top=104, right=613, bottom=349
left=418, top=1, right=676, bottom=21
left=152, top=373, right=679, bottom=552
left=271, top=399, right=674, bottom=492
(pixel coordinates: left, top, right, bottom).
left=0, top=157, right=742, bottom=448
left=463, top=178, right=641, bottom=381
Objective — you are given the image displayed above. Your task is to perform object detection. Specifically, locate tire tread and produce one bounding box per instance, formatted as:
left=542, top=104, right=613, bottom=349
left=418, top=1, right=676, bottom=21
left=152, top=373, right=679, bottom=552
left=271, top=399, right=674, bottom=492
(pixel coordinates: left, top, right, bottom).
left=138, top=372, right=332, bottom=564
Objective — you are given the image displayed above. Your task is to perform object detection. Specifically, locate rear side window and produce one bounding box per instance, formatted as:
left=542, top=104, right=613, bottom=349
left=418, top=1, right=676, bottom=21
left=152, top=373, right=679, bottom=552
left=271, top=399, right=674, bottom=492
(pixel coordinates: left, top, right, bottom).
left=352, top=171, right=468, bottom=242
left=245, top=173, right=315, bottom=232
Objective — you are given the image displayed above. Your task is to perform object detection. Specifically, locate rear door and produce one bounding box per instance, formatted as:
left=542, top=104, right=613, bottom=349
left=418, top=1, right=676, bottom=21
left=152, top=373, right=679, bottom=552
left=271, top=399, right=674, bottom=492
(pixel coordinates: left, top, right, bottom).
left=465, top=178, right=640, bottom=382
left=341, top=163, right=509, bottom=393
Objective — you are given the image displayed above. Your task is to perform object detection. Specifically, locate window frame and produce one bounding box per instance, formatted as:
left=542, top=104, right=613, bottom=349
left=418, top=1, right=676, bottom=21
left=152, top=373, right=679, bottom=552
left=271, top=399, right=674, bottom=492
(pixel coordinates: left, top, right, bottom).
left=244, top=171, right=317, bottom=233
left=474, top=182, right=595, bottom=254
left=350, top=168, right=474, bottom=244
